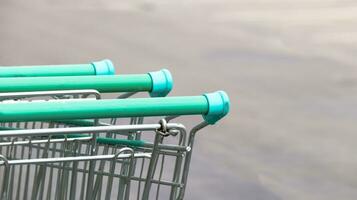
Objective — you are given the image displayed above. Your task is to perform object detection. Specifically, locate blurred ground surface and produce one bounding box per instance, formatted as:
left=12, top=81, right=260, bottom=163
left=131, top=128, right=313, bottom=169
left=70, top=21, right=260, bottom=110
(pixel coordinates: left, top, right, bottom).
left=1, top=0, right=357, bottom=199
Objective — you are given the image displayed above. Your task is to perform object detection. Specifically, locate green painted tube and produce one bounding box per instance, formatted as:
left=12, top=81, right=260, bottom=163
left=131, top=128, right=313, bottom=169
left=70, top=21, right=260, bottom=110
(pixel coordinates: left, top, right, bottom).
left=0, top=59, right=115, bottom=77
left=0, top=91, right=230, bottom=124
left=0, top=69, right=173, bottom=97
left=96, top=137, right=146, bottom=147
left=54, top=119, right=96, bottom=127
left=0, top=75, right=152, bottom=93
left=0, top=96, right=207, bottom=121
left=0, top=64, right=95, bottom=77
left=51, top=134, right=146, bottom=147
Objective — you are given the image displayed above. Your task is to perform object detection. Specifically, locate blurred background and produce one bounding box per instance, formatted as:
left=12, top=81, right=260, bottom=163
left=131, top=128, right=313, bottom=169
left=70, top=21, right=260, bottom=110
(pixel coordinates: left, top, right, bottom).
left=1, top=0, right=357, bottom=199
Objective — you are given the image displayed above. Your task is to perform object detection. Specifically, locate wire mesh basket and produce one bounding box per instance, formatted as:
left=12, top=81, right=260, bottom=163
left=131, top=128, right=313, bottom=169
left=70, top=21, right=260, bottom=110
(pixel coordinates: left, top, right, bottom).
left=0, top=92, right=229, bottom=200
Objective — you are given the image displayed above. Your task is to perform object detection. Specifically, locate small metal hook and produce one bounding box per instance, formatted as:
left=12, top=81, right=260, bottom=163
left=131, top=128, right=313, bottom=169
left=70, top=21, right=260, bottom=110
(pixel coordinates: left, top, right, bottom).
left=158, top=119, right=170, bottom=137
left=115, top=147, right=134, bottom=159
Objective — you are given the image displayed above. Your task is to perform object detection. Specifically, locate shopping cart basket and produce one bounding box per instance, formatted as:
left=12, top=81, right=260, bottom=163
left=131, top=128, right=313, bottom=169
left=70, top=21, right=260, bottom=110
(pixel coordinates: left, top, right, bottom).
left=0, top=91, right=229, bottom=200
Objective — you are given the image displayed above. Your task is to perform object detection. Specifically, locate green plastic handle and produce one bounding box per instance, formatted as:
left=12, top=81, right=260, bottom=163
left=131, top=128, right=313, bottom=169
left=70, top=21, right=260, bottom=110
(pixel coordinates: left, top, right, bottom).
left=0, top=91, right=230, bottom=124
left=0, top=69, right=172, bottom=96
left=0, top=59, right=115, bottom=77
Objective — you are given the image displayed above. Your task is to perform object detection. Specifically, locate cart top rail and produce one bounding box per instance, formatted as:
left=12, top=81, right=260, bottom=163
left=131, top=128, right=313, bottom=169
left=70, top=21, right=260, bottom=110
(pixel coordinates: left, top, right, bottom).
left=0, top=91, right=229, bottom=124
left=0, top=59, right=115, bottom=77
left=0, top=69, right=172, bottom=97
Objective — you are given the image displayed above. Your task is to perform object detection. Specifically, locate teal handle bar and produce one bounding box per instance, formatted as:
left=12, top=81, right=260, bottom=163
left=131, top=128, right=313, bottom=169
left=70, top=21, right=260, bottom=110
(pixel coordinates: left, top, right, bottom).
left=0, top=69, right=173, bottom=97
left=0, top=59, right=115, bottom=77
left=0, top=91, right=229, bottom=124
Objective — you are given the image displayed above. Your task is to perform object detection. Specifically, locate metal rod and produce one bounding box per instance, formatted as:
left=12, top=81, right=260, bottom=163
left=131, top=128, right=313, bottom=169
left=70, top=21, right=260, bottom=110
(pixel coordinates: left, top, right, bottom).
left=0, top=153, right=151, bottom=165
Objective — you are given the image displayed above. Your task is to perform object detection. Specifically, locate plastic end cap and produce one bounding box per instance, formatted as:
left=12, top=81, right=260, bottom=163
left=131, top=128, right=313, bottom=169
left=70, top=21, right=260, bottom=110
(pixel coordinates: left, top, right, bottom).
left=148, top=69, right=173, bottom=97
left=203, top=91, right=230, bottom=124
left=91, top=59, right=116, bottom=75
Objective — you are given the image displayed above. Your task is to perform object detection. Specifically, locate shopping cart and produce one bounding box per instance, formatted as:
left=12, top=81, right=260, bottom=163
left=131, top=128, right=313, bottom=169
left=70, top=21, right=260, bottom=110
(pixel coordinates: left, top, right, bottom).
left=0, top=91, right=229, bottom=200
left=0, top=59, right=115, bottom=77
left=0, top=69, right=173, bottom=165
